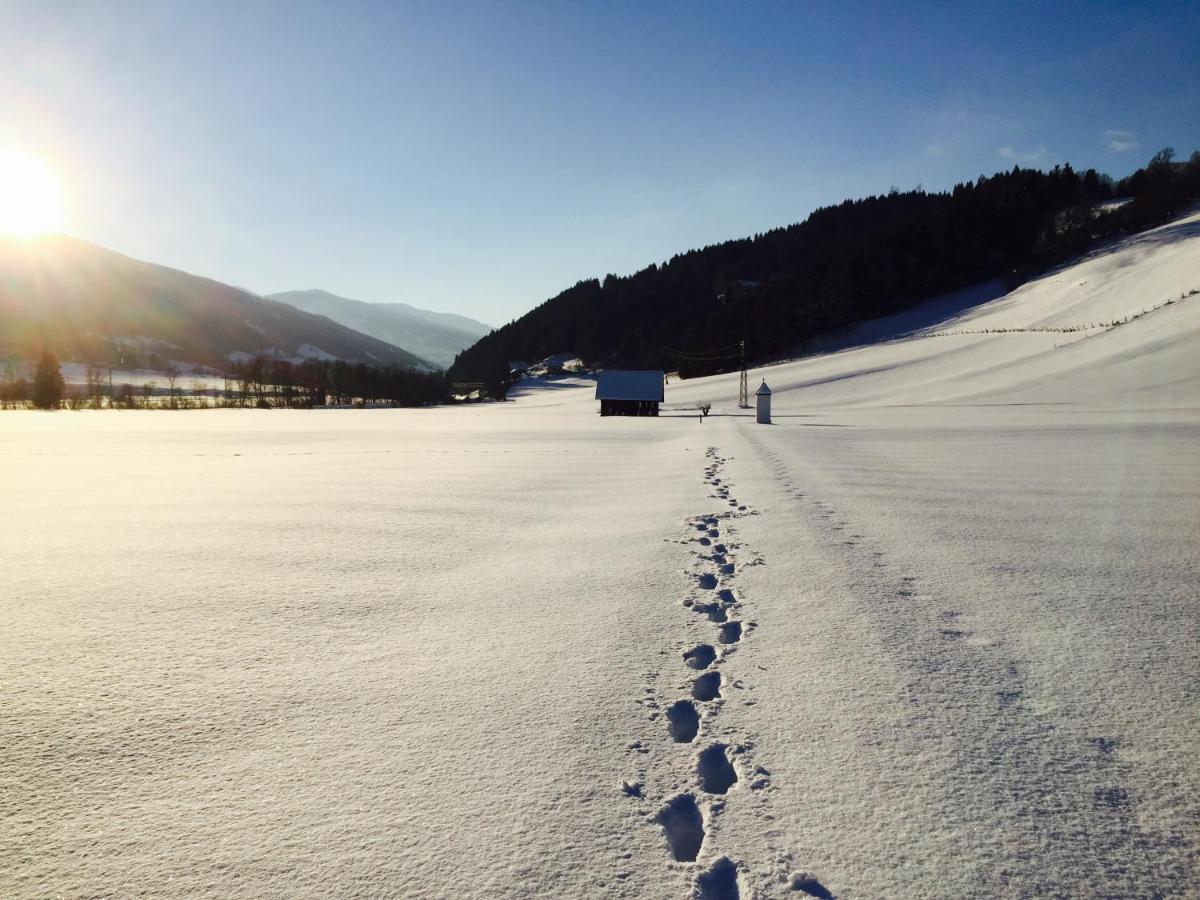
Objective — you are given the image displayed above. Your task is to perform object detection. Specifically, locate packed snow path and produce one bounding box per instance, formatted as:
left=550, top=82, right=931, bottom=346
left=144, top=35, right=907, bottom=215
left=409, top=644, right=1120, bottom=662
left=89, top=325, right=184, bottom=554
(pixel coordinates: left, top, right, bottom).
left=3, top=209, right=1199, bottom=897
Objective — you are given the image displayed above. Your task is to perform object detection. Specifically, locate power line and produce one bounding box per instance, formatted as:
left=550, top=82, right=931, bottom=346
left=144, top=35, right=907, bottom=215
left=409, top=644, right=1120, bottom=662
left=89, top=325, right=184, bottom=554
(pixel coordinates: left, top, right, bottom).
left=664, top=356, right=740, bottom=364
left=661, top=342, right=742, bottom=361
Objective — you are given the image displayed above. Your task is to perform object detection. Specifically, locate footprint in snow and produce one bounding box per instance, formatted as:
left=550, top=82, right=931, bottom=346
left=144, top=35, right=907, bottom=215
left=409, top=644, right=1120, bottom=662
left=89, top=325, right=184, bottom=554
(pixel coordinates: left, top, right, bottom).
left=1094, top=786, right=1129, bottom=810
left=697, top=743, right=738, bottom=794
left=790, top=872, right=835, bottom=898
left=684, top=644, right=717, bottom=670
left=693, top=601, right=727, bottom=623
left=695, top=856, right=741, bottom=900
left=657, top=794, right=705, bottom=862
left=666, top=699, right=701, bottom=742
left=692, top=671, right=721, bottom=701
left=718, top=621, right=743, bottom=644
left=1091, top=736, right=1120, bottom=758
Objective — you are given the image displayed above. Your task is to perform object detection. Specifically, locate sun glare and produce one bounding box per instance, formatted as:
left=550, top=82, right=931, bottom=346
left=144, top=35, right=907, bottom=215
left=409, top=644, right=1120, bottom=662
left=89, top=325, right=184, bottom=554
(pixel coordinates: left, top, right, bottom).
left=0, top=148, right=63, bottom=236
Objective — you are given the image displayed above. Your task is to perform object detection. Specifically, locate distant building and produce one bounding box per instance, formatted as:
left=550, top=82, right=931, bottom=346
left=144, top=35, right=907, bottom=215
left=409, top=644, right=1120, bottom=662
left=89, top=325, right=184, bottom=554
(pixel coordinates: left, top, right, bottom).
left=595, top=370, right=664, bottom=417
left=755, top=380, right=771, bottom=424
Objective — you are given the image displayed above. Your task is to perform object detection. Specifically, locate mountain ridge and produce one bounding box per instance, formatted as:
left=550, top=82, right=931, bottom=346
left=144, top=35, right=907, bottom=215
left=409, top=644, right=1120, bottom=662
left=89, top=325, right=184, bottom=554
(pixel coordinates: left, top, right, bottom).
left=0, top=234, right=432, bottom=371
left=268, top=289, right=491, bottom=369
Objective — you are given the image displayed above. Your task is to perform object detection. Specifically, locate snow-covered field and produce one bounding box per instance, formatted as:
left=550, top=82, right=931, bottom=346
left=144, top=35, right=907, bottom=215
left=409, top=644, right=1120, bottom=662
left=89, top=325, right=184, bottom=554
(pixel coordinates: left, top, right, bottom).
left=57, top=363, right=228, bottom=392
left=3, top=211, right=1199, bottom=898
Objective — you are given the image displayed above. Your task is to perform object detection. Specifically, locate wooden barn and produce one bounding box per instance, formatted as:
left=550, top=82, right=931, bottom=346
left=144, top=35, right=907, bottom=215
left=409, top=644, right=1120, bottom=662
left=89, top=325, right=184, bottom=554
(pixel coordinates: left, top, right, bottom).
left=595, top=370, right=664, bottom=417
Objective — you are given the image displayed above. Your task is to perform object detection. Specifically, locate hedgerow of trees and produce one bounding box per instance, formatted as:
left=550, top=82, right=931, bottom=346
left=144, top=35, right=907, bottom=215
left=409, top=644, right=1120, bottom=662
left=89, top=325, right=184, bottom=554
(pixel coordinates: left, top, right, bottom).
left=449, top=148, right=1200, bottom=393
left=222, top=358, right=447, bottom=408
left=0, top=355, right=448, bottom=410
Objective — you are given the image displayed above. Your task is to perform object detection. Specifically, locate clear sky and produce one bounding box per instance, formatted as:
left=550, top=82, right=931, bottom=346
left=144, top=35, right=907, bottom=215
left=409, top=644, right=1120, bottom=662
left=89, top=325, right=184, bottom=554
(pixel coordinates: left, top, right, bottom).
left=1, top=0, right=1197, bottom=325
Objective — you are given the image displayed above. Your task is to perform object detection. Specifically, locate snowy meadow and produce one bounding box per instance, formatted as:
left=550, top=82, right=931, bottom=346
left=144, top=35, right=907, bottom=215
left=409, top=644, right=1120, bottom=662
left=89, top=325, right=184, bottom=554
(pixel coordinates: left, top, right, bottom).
left=3, top=211, right=1199, bottom=898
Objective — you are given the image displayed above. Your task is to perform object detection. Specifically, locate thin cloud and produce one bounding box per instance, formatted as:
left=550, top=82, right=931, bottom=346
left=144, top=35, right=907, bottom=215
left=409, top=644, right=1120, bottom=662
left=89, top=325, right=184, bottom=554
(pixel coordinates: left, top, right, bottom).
left=1104, top=129, right=1139, bottom=152
left=997, top=145, right=1047, bottom=164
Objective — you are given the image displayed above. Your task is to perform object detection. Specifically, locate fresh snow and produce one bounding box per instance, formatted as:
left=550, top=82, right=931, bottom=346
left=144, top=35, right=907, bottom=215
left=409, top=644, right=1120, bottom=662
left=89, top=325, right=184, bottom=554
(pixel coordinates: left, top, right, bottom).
left=2, top=209, right=1198, bottom=898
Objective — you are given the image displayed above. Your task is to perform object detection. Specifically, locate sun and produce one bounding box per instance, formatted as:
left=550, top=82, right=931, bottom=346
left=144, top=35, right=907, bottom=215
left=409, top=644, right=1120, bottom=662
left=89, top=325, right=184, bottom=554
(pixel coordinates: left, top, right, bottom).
left=0, top=148, right=63, bottom=235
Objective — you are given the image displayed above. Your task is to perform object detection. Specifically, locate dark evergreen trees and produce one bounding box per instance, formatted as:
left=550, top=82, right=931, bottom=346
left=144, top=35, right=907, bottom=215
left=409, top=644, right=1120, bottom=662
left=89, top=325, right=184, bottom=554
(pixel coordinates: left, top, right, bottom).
left=32, top=351, right=65, bottom=410
left=224, top=357, right=447, bottom=407
left=449, top=150, right=1200, bottom=394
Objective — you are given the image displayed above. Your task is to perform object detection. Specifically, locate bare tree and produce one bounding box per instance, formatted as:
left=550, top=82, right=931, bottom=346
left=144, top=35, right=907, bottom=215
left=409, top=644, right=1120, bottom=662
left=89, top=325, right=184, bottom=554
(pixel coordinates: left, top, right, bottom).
left=164, top=365, right=180, bottom=409
left=85, top=366, right=104, bottom=409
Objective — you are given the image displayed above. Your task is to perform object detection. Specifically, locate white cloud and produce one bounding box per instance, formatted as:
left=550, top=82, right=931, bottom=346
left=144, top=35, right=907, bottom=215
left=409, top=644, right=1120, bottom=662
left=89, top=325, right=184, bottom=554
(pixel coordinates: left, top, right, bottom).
left=923, top=143, right=947, bottom=158
left=997, top=145, right=1047, bottom=164
left=1104, top=129, right=1139, bottom=153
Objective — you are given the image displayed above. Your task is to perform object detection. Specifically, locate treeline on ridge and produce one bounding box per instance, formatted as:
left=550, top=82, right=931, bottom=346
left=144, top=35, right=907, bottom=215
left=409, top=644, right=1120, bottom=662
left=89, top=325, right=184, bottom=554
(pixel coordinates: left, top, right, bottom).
left=449, top=149, right=1200, bottom=394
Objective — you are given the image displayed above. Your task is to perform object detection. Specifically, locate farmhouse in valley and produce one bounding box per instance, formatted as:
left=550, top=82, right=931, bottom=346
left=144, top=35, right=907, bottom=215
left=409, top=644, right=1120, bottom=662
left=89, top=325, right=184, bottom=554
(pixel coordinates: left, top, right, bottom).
left=595, top=370, right=664, bottom=417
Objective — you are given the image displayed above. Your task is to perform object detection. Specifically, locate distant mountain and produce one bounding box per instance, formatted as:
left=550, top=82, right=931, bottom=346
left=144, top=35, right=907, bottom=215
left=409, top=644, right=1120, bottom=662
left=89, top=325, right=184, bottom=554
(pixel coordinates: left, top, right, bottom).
left=269, top=289, right=491, bottom=369
left=0, top=236, right=430, bottom=371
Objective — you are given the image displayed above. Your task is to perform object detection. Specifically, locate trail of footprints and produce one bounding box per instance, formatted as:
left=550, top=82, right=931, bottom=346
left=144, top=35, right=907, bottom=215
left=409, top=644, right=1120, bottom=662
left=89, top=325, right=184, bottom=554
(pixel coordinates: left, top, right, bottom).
left=626, top=447, right=833, bottom=899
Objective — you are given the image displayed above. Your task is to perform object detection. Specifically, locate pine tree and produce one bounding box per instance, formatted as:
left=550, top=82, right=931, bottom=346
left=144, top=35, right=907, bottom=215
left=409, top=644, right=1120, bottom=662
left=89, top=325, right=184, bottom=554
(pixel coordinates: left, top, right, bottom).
left=32, top=351, right=65, bottom=410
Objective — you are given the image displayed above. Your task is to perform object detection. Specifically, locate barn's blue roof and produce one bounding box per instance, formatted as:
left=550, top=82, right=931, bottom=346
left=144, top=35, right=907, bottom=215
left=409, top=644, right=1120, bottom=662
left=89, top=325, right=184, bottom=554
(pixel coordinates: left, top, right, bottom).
left=594, top=370, right=665, bottom=402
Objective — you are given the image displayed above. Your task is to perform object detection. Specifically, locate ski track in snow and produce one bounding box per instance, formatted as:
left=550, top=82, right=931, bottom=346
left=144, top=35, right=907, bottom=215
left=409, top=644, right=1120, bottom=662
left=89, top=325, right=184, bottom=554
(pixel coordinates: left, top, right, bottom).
left=725, top=422, right=1199, bottom=898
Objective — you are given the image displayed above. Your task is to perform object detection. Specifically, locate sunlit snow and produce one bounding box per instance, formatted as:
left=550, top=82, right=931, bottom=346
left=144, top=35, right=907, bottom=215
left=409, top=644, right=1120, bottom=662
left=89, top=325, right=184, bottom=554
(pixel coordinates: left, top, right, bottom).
left=3, top=210, right=1198, bottom=897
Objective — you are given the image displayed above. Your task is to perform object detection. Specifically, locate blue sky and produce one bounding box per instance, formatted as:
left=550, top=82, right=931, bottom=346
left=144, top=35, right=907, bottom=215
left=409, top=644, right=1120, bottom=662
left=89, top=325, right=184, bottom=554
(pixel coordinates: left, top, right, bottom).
left=1, top=1, right=1197, bottom=324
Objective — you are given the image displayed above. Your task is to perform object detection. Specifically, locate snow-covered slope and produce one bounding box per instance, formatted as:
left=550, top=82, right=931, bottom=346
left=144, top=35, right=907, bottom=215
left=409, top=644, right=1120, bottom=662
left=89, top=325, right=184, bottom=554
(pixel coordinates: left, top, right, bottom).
left=668, top=207, right=1200, bottom=412
left=2, top=211, right=1197, bottom=899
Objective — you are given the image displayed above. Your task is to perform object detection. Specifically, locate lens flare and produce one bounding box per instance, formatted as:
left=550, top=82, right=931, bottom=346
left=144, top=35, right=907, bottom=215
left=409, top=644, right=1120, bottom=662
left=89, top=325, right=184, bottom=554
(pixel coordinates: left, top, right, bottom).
left=0, top=148, right=64, bottom=235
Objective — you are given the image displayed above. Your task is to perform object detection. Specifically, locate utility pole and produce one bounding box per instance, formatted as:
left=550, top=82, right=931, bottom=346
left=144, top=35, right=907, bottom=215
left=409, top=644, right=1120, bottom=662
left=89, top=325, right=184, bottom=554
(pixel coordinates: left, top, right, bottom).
left=738, top=339, right=749, bottom=408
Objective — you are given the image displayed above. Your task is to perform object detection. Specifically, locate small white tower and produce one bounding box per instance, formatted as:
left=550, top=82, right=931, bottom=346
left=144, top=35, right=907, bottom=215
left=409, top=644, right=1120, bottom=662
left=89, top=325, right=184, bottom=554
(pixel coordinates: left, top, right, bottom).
left=755, top=380, right=771, bottom=424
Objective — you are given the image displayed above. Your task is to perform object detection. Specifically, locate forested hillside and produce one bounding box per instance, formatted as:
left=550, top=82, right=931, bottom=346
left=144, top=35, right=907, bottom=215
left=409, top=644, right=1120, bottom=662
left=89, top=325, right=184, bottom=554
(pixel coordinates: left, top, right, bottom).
left=449, top=150, right=1200, bottom=393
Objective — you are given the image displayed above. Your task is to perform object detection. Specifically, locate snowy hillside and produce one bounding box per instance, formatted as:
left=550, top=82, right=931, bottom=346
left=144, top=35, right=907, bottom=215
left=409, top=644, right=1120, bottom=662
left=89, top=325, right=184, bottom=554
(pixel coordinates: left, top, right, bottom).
left=668, top=207, right=1200, bottom=412
left=2, top=210, right=1198, bottom=898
